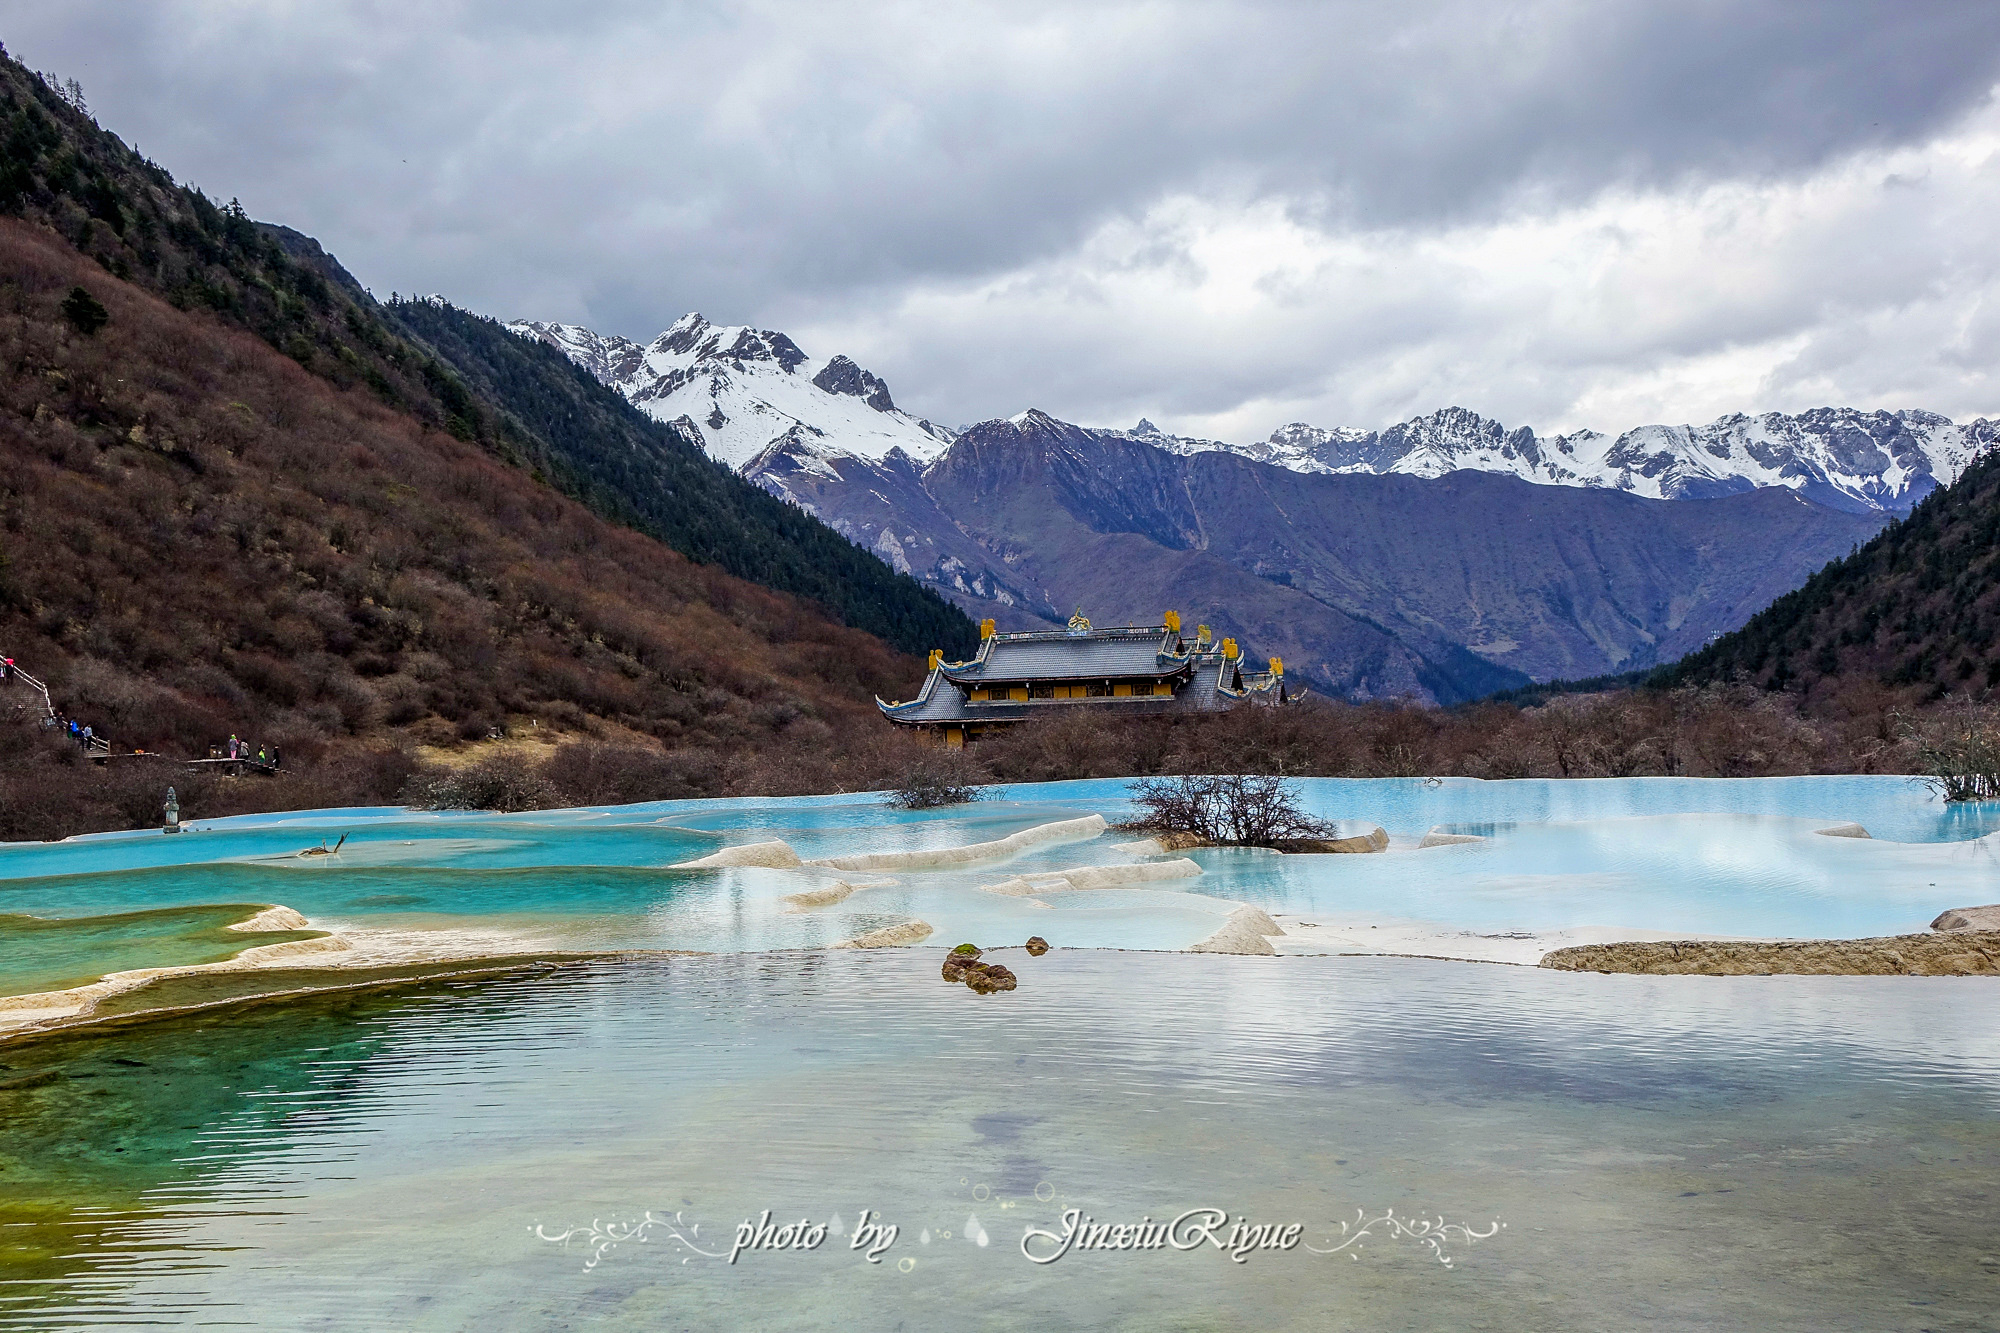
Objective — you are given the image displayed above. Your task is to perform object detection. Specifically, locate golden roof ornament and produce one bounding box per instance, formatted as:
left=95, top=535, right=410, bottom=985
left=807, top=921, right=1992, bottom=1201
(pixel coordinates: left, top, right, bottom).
left=1066, top=607, right=1093, bottom=632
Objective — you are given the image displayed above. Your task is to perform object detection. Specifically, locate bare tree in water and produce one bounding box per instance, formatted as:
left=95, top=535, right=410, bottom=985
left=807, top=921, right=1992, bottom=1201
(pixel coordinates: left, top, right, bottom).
left=888, top=750, right=985, bottom=809
left=1128, top=773, right=1332, bottom=846
left=1902, top=701, right=2000, bottom=802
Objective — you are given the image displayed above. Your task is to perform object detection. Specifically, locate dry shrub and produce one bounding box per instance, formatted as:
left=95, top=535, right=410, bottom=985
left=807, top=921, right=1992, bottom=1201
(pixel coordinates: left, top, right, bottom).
left=401, top=751, right=559, bottom=812
left=541, top=742, right=718, bottom=805
left=887, top=750, right=985, bottom=809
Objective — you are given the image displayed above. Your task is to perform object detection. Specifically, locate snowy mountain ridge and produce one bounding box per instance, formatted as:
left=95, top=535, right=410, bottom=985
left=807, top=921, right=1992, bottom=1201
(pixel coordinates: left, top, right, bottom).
left=508, top=314, right=1994, bottom=514
left=506, top=313, right=955, bottom=471
left=1133, top=405, right=1999, bottom=514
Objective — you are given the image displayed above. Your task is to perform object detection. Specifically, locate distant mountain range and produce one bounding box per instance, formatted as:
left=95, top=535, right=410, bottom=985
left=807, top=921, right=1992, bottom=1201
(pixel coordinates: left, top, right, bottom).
left=753, top=409, right=1888, bottom=701
left=510, top=314, right=1998, bottom=516
left=509, top=313, right=1964, bottom=700
left=1136, top=406, right=1998, bottom=516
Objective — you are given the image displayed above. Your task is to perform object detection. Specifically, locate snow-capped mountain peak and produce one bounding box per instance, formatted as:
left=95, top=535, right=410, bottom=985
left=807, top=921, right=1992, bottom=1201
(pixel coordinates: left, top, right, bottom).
left=1181, top=404, right=1995, bottom=512
left=509, top=308, right=1991, bottom=513
left=507, top=313, right=953, bottom=471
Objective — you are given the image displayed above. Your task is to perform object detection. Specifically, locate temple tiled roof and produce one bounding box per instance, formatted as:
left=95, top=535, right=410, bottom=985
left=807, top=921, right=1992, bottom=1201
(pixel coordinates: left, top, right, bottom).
left=938, top=626, right=1187, bottom=683
left=878, top=620, right=1282, bottom=727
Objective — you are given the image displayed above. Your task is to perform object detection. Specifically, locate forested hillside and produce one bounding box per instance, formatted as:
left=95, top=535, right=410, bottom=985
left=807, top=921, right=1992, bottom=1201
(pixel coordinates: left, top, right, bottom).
left=0, top=47, right=972, bottom=658
left=0, top=216, right=929, bottom=836
left=1664, top=450, right=2000, bottom=699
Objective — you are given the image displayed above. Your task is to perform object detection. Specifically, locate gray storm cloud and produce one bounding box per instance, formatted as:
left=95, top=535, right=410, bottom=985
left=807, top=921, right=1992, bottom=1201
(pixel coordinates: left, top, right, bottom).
left=6, top=0, right=1999, bottom=437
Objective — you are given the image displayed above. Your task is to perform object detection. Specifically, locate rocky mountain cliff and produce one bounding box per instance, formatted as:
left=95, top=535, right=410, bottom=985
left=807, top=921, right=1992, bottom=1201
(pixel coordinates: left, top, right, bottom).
left=508, top=315, right=954, bottom=471
left=756, top=409, right=1887, bottom=702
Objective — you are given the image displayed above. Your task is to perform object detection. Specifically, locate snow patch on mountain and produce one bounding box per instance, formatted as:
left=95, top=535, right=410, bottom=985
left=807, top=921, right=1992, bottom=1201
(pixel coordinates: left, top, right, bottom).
left=1114, top=405, right=1998, bottom=513
left=506, top=313, right=954, bottom=471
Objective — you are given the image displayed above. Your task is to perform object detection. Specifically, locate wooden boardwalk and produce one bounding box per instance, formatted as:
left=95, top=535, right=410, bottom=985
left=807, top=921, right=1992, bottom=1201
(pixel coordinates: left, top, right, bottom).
left=184, top=757, right=280, bottom=775
left=5, top=657, right=279, bottom=772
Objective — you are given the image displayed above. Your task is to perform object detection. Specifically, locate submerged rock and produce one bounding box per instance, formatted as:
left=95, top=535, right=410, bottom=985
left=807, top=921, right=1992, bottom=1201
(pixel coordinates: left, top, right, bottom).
left=1933, top=904, right=2000, bottom=932
left=671, top=839, right=803, bottom=869
left=0, top=1068, right=63, bottom=1091
left=1814, top=823, right=1872, bottom=839
left=782, top=881, right=857, bottom=910
left=1281, top=827, right=1389, bottom=854
left=1417, top=829, right=1484, bottom=849
left=835, top=919, right=934, bottom=949
left=1024, top=936, right=1050, bottom=956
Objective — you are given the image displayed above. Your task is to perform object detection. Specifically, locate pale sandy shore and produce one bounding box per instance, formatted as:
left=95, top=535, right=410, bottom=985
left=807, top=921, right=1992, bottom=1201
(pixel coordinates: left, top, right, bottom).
left=0, top=909, right=572, bottom=1039
left=1267, top=914, right=1759, bottom=966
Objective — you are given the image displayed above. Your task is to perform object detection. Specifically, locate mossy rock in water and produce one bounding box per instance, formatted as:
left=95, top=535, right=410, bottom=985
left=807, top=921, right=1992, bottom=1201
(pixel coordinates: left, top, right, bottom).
left=963, top=962, right=1017, bottom=994
left=1024, top=936, right=1050, bottom=957
left=941, top=943, right=983, bottom=983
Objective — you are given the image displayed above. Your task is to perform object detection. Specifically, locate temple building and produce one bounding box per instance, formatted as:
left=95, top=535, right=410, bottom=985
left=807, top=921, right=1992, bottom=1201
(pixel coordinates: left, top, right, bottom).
left=879, top=611, right=1290, bottom=746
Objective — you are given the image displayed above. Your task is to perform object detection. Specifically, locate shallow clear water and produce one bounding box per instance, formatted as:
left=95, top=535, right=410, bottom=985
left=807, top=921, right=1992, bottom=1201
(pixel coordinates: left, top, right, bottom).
left=0, top=906, right=314, bottom=996
left=0, top=777, right=1995, bottom=964
left=2, top=952, right=1997, bottom=1330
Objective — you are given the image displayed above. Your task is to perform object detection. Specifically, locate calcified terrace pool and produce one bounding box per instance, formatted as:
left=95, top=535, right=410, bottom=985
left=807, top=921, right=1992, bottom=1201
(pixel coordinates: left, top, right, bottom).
left=2, top=776, right=1997, bottom=1330
left=2, top=776, right=1997, bottom=961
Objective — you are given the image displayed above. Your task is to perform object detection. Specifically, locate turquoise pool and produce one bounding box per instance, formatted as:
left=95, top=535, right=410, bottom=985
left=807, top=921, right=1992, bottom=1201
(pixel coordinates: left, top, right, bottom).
left=0, top=776, right=1994, bottom=958
left=2, top=951, right=1996, bottom=1329
left=2, top=777, right=1996, bottom=1329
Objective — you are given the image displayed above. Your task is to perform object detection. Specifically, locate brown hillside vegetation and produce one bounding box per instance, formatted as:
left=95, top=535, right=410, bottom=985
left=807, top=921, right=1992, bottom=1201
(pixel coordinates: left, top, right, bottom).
left=0, top=217, right=935, bottom=836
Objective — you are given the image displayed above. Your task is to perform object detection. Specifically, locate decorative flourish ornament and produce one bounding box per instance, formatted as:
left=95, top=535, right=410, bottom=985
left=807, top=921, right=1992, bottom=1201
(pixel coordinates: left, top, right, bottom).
left=1303, top=1208, right=1504, bottom=1267
left=535, top=1211, right=728, bottom=1270
left=1067, top=607, right=1093, bottom=632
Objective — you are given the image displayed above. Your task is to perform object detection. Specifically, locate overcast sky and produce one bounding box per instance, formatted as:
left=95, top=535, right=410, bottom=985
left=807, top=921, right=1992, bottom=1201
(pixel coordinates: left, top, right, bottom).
left=8, top=1, right=2000, bottom=440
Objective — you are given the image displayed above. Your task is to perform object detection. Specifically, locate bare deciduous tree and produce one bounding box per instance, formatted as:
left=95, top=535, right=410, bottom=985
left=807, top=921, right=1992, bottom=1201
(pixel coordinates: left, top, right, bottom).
left=1901, top=700, right=2000, bottom=802
left=1128, top=773, right=1332, bottom=847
